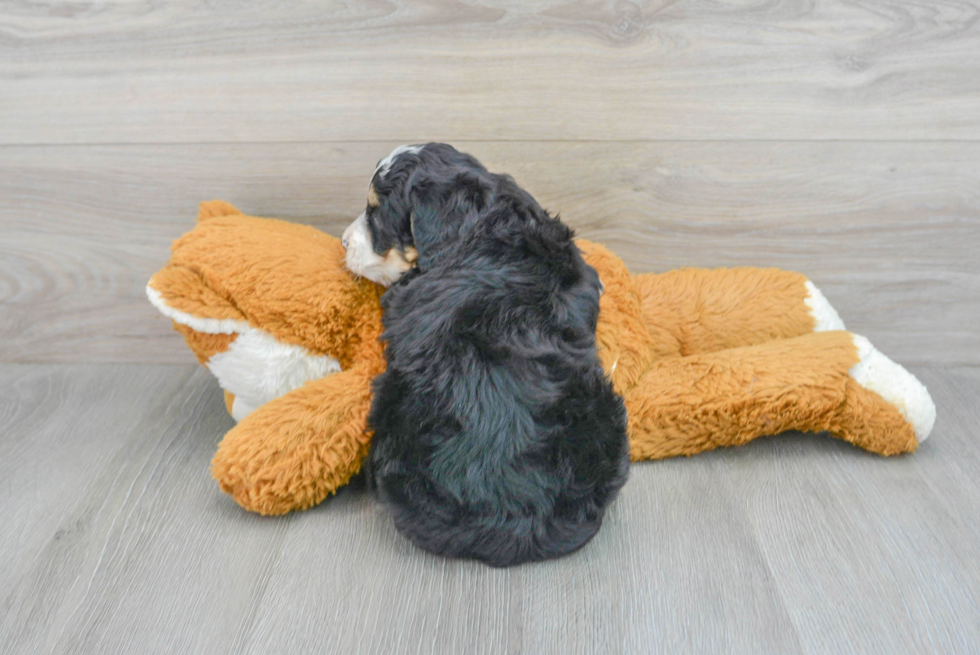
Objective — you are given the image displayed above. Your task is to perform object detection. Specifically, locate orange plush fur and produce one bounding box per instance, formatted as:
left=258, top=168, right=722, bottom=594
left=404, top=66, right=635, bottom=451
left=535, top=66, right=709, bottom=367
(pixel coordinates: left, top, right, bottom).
left=147, top=202, right=932, bottom=516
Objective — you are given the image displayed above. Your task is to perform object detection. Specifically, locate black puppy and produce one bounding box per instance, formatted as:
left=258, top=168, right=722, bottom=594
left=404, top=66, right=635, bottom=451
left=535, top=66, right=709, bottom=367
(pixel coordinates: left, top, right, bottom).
left=341, top=143, right=629, bottom=567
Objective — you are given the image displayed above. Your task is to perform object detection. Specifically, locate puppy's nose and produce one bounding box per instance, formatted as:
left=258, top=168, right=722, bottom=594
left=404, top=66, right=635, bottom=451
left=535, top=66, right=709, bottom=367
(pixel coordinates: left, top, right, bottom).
left=341, top=223, right=353, bottom=250
left=341, top=234, right=349, bottom=249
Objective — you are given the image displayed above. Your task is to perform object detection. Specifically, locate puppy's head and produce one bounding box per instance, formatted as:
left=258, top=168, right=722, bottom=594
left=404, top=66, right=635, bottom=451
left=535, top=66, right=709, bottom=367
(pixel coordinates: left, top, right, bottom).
left=342, top=143, right=492, bottom=285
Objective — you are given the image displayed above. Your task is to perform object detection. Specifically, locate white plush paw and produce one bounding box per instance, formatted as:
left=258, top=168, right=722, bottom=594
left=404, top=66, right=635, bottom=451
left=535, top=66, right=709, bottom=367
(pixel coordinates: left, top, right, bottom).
left=207, top=329, right=342, bottom=422
left=148, top=283, right=342, bottom=422
left=230, top=397, right=259, bottom=422
left=805, top=281, right=846, bottom=332
left=850, top=335, right=937, bottom=442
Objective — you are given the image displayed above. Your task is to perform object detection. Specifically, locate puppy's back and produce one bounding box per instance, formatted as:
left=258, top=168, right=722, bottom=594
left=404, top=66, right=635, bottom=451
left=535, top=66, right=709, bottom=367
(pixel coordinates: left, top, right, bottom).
left=368, top=217, right=630, bottom=567
left=369, top=351, right=629, bottom=567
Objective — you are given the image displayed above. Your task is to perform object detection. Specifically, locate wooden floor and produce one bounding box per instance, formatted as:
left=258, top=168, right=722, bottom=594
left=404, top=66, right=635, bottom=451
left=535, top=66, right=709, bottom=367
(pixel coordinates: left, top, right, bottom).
left=2, top=2, right=979, bottom=653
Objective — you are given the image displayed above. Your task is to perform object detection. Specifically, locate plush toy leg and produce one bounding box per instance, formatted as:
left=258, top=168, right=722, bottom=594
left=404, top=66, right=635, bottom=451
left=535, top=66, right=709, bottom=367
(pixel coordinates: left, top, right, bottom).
left=211, top=364, right=376, bottom=515
left=633, top=268, right=844, bottom=356
left=625, top=331, right=934, bottom=460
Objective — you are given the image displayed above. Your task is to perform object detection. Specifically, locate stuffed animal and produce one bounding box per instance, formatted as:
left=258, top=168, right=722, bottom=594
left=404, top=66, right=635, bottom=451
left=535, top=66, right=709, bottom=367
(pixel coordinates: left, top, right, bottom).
left=147, top=201, right=936, bottom=516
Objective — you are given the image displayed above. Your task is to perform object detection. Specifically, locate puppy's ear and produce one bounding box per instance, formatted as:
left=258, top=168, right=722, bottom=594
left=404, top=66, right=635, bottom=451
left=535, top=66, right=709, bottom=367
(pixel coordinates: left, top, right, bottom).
left=407, top=201, right=445, bottom=270
left=409, top=170, right=490, bottom=270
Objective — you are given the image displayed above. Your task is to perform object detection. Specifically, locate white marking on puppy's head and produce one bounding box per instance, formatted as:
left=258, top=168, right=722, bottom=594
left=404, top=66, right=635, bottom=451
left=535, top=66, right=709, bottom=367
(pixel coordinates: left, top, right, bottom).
left=375, top=144, right=424, bottom=178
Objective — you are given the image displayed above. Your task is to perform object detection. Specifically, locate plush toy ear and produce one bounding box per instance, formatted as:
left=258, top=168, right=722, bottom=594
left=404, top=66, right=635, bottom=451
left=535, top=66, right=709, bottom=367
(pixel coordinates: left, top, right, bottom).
left=197, top=199, right=241, bottom=222
left=407, top=204, right=441, bottom=271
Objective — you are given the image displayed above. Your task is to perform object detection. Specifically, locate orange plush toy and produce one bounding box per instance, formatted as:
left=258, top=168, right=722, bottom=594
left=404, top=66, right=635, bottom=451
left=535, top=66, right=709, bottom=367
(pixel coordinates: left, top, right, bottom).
left=147, top=201, right=936, bottom=516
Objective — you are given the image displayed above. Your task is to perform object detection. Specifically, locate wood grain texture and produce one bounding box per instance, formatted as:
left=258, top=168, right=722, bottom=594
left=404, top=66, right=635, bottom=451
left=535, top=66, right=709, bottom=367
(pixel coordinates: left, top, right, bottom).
left=1, top=364, right=977, bottom=654
left=2, top=3, right=978, bottom=652
left=725, top=366, right=980, bottom=654
left=240, top=457, right=801, bottom=655
left=1, top=1, right=979, bottom=144
left=2, top=141, right=977, bottom=366
left=0, top=364, right=286, bottom=655
left=0, top=364, right=190, bottom=596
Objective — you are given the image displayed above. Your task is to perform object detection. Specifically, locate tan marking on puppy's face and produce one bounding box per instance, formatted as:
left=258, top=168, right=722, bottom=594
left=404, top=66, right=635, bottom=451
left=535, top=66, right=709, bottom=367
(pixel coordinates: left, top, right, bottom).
left=343, top=211, right=418, bottom=286
left=366, top=183, right=380, bottom=208
left=381, top=246, right=418, bottom=278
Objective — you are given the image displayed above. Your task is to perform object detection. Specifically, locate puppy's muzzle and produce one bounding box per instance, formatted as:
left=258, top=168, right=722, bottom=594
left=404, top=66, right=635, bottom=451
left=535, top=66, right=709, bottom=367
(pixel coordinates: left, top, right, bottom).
left=341, top=221, right=355, bottom=250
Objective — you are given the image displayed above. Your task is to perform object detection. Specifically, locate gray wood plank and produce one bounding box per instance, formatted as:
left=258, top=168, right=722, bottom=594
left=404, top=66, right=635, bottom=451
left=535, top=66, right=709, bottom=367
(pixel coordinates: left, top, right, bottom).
left=724, top=367, right=980, bottom=654
left=2, top=141, right=976, bottom=365
left=2, top=364, right=977, bottom=654
left=238, top=460, right=802, bottom=655
left=0, top=364, right=802, bottom=655
left=2, top=2, right=977, bottom=652
left=1, top=1, right=978, bottom=144
left=0, top=364, right=189, bottom=595
left=924, top=367, right=980, bottom=482
left=0, top=364, right=289, bottom=655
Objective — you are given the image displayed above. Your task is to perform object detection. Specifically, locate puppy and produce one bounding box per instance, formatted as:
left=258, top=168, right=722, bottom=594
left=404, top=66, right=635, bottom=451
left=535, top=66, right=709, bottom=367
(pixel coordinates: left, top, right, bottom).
left=342, top=143, right=629, bottom=567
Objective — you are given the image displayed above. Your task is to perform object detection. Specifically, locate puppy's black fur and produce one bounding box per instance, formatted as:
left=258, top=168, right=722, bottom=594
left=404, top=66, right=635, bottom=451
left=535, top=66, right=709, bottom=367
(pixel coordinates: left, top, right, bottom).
left=365, top=144, right=629, bottom=567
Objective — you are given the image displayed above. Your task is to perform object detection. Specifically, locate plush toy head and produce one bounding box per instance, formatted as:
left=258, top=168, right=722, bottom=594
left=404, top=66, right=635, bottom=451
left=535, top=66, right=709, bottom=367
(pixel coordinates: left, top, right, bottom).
left=145, top=201, right=658, bottom=513
left=148, top=202, right=659, bottom=419
left=148, top=201, right=934, bottom=516
left=148, top=200, right=387, bottom=421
